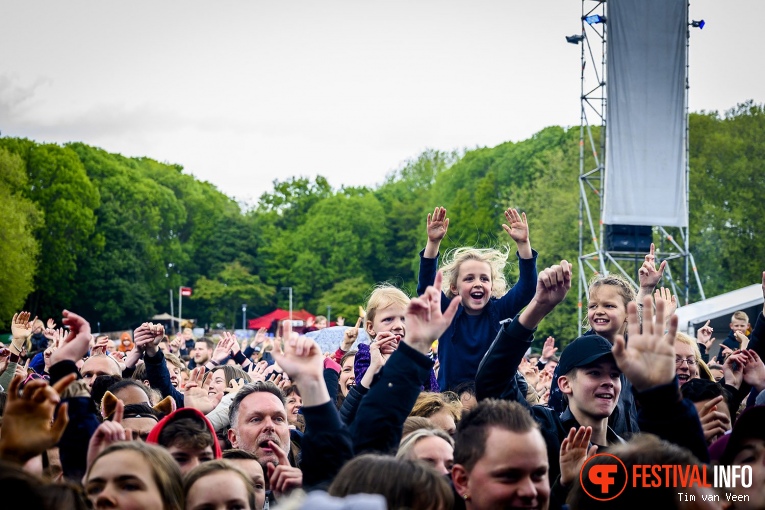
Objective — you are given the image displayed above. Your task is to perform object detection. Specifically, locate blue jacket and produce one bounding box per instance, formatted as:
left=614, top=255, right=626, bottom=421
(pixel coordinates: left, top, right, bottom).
left=417, top=249, right=538, bottom=391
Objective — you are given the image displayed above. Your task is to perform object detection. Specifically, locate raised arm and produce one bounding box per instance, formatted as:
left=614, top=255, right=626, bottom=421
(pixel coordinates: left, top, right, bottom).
left=424, top=206, right=449, bottom=259
left=272, top=335, right=351, bottom=490
left=476, top=261, right=572, bottom=401
left=501, top=207, right=532, bottom=260
left=636, top=243, right=666, bottom=303
left=417, top=207, right=450, bottom=296
left=612, top=296, right=708, bottom=462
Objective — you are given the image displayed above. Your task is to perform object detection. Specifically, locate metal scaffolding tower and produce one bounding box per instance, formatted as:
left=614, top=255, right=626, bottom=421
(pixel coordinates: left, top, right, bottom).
left=574, top=0, right=705, bottom=335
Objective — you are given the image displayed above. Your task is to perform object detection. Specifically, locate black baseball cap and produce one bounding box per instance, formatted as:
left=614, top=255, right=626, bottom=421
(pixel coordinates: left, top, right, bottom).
left=557, top=334, right=617, bottom=376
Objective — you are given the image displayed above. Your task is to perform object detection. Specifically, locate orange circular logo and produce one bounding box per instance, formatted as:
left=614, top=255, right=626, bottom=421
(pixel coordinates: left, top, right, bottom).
left=579, top=453, right=628, bottom=501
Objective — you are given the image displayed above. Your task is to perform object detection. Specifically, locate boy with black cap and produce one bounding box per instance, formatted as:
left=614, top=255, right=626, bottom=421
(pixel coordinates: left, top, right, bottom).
left=475, top=260, right=709, bottom=493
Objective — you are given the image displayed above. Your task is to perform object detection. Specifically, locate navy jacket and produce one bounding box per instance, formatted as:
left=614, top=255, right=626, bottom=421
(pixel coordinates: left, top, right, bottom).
left=417, top=248, right=538, bottom=391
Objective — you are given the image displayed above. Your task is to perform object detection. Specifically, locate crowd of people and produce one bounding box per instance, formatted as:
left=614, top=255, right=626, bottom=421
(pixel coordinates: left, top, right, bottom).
left=0, top=206, right=764, bottom=510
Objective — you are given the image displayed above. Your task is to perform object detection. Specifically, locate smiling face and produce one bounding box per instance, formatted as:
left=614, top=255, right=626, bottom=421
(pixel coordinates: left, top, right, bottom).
left=452, top=427, right=550, bottom=510
left=587, top=285, right=629, bottom=341
left=450, top=259, right=493, bottom=316
left=339, top=356, right=355, bottom=397
left=207, top=368, right=227, bottom=405
left=286, top=393, right=302, bottom=421
left=675, top=341, right=700, bottom=386
left=166, top=360, right=181, bottom=388
left=85, top=450, right=166, bottom=510
left=228, top=391, right=291, bottom=467
left=559, top=359, right=621, bottom=423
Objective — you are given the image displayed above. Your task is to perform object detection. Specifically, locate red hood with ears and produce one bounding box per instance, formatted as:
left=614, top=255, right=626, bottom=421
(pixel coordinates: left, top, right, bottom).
left=146, top=406, right=222, bottom=458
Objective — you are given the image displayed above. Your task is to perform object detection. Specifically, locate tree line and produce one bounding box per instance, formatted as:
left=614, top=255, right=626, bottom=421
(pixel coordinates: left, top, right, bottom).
left=1, top=101, right=763, bottom=349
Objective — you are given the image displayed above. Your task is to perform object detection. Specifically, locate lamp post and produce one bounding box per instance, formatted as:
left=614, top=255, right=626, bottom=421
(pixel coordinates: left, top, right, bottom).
left=327, top=305, right=331, bottom=325
left=242, top=304, right=247, bottom=331
left=281, top=287, right=293, bottom=323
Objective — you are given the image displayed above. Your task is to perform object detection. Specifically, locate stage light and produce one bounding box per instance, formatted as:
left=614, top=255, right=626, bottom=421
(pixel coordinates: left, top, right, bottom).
left=566, top=34, right=585, bottom=44
left=690, top=19, right=705, bottom=29
left=584, top=14, right=606, bottom=25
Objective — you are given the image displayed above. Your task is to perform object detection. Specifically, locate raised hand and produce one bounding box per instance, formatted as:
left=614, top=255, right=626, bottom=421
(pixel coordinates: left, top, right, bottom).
left=698, top=395, right=730, bottom=445
left=51, top=310, right=92, bottom=365
left=211, top=333, right=236, bottom=364
left=539, top=261, right=572, bottom=308
left=248, top=360, right=271, bottom=382
left=87, top=398, right=129, bottom=471
left=0, top=373, right=75, bottom=465
left=183, top=367, right=215, bottom=414
left=272, top=335, right=324, bottom=385
left=10, top=311, right=35, bottom=355
left=560, top=426, right=598, bottom=486
left=91, top=335, right=111, bottom=356
left=134, top=323, right=164, bottom=357
left=696, top=320, right=715, bottom=350
left=426, top=206, right=450, bottom=245
left=224, top=377, right=246, bottom=395
left=638, top=243, right=667, bottom=291
left=341, top=317, right=363, bottom=351
left=501, top=208, right=530, bottom=249
left=742, top=350, right=765, bottom=392
left=404, top=271, right=462, bottom=353
left=612, top=295, right=678, bottom=392
left=250, top=328, right=268, bottom=349
left=266, top=439, right=303, bottom=498
left=734, top=331, right=750, bottom=351
left=723, top=350, right=748, bottom=389
left=541, top=336, right=558, bottom=361
left=654, top=287, right=678, bottom=321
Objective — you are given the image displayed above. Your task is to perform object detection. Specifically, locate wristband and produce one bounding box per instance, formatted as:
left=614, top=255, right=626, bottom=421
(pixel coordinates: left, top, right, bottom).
left=233, top=351, right=248, bottom=365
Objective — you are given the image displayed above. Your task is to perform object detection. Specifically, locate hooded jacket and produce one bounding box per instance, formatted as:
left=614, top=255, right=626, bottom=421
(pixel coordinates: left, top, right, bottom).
left=146, top=406, right=223, bottom=458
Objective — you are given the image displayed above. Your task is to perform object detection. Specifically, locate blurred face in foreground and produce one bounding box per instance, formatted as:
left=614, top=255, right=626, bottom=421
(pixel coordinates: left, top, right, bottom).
left=452, top=427, right=550, bottom=510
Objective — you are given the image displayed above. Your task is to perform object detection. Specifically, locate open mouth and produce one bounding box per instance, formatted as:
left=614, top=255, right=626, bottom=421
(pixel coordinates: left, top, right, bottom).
left=258, top=439, right=278, bottom=452
left=677, top=374, right=690, bottom=384
left=469, top=291, right=485, bottom=300
left=595, top=393, right=614, bottom=401
left=593, top=318, right=609, bottom=325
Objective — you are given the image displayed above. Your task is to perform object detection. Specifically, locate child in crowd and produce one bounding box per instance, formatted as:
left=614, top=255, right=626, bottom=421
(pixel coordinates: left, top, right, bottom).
left=716, top=310, right=751, bottom=362
left=417, top=206, right=538, bottom=391
left=547, top=243, right=667, bottom=437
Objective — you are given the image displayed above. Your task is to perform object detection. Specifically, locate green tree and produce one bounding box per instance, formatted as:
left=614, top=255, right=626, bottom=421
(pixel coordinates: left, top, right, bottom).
left=192, top=261, right=274, bottom=328
left=0, top=148, right=43, bottom=328
left=0, top=140, right=101, bottom=321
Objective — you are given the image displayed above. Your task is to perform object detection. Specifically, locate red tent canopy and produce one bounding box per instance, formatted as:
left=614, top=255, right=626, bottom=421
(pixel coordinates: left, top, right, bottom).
left=247, top=309, right=315, bottom=330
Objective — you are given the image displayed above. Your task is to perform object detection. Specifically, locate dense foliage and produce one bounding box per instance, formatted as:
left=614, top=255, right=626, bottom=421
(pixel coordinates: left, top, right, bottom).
left=1, top=102, right=763, bottom=351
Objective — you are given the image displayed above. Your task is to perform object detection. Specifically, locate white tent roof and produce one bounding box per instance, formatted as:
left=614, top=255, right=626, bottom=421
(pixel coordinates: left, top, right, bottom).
left=675, top=284, right=763, bottom=333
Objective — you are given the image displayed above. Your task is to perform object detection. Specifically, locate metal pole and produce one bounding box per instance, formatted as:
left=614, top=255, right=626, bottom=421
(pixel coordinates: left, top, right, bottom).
left=242, top=304, right=247, bottom=331
left=327, top=305, right=331, bottom=325
left=178, top=286, right=183, bottom=333
left=289, top=288, right=293, bottom=324
left=169, top=288, right=175, bottom=335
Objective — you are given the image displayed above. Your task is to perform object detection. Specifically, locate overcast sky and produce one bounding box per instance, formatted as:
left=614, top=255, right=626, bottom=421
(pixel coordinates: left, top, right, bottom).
left=1, top=1, right=761, bottom=205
